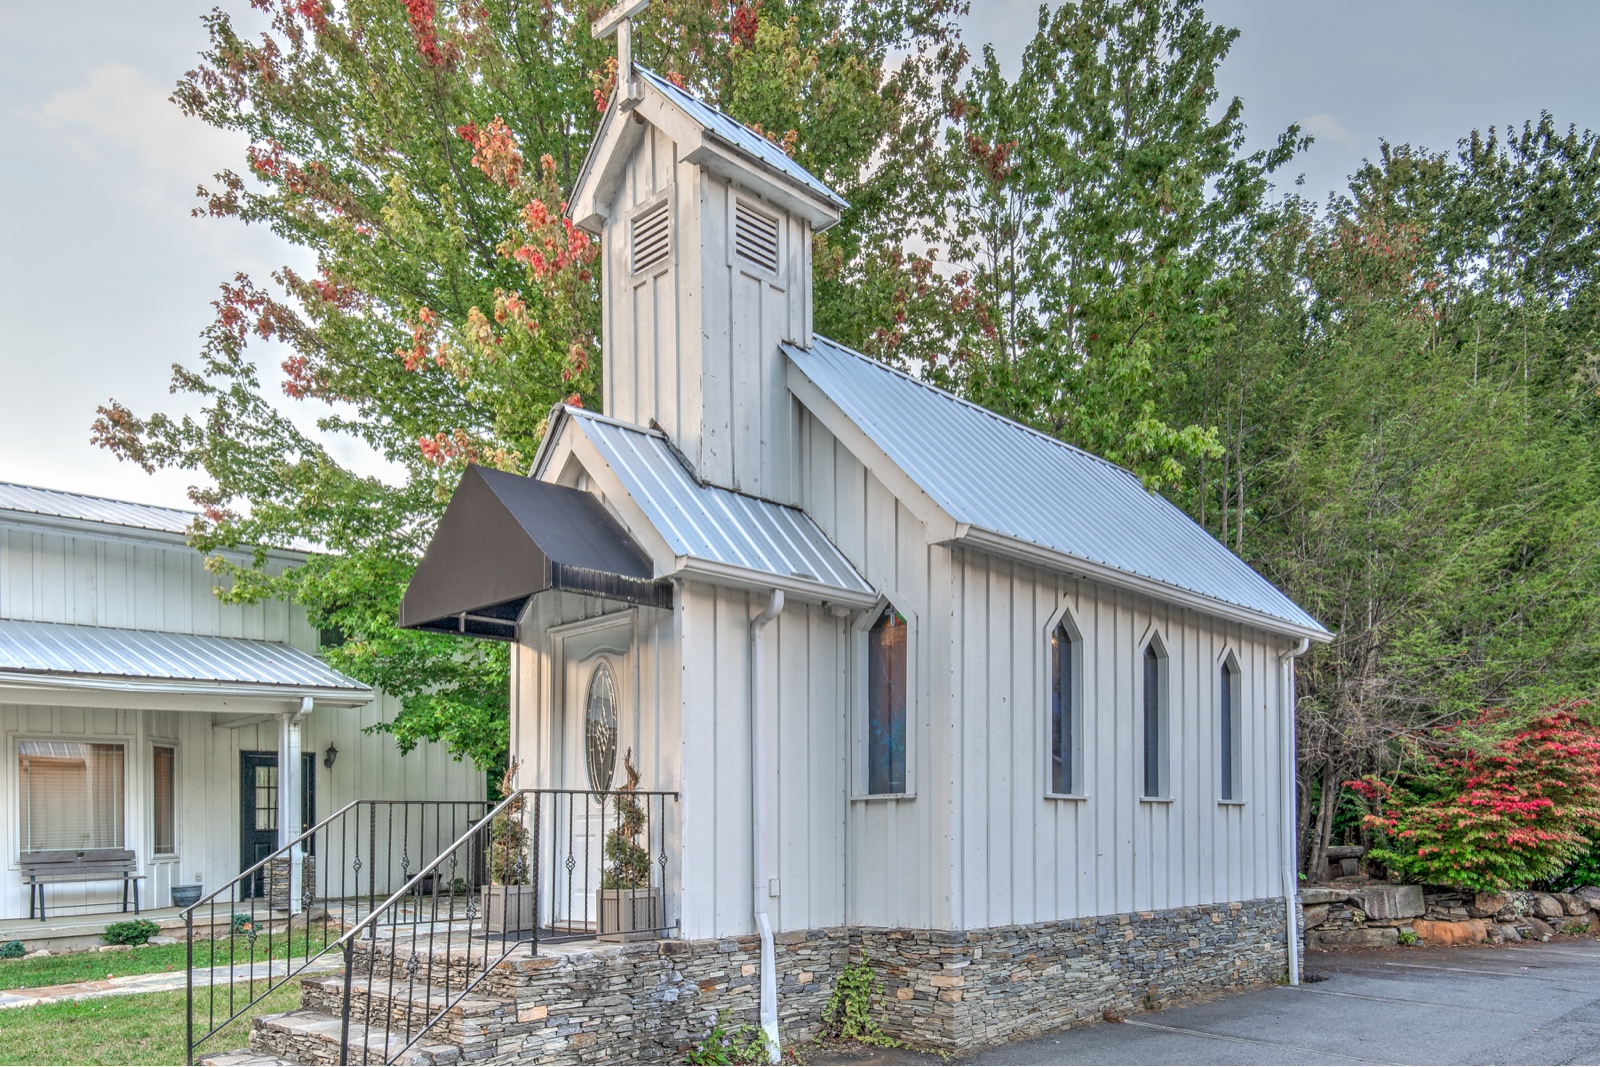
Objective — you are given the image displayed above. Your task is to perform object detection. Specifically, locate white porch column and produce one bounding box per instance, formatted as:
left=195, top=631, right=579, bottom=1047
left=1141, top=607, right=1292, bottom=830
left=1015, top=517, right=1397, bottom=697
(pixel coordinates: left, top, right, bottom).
left=278, top=697, right=313, bottom=915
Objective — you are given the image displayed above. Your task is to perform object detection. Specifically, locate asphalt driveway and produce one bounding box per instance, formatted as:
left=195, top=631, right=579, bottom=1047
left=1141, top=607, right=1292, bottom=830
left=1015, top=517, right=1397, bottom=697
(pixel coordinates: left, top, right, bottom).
left=965, top=940, right=1600, bottom=1065
left=817, top=939, right=1600, bottom=1066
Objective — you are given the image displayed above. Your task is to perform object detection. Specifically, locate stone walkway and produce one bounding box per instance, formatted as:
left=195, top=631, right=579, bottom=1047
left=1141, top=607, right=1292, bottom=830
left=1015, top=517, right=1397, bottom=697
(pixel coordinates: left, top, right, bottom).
left=0, top=955, right=343, bottom=1010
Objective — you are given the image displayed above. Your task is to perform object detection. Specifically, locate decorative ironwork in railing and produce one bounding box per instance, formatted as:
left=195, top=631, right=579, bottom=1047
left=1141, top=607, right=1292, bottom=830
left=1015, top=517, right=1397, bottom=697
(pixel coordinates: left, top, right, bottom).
left=332, top=787, right=678, bottom=1065
left=182, top=789, right=679, bottom=1066
left=182, top=799, right=490, bottom=1065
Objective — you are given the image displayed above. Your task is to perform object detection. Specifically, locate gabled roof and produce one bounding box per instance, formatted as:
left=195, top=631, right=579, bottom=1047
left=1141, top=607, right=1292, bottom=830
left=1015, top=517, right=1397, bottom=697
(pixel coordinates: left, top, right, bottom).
left=786, top=337, right=1329, bottom=640
left=0, top=618, right=371, bottom=703
left=538, top=407, right=873, bottom=603
left=568, top=66, right=845, bottom=234
left=632, top=69, right=846, bottom=209
left=0, top=481, right=194, bottom=536
left=400, top=465, right=670, bottom=639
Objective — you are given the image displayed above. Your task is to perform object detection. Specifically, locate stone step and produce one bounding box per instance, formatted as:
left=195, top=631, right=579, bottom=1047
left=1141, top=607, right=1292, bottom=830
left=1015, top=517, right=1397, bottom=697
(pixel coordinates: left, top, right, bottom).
left=199, top=1051, right=295, bottom=1066
left=250, top=1008, right=464, bottom=1065
left=300, top=972, right=507, bottom=1046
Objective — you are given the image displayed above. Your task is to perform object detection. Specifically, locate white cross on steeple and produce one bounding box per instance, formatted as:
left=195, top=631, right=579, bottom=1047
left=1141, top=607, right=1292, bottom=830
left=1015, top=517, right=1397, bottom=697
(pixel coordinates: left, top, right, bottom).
left=591, top=0, right=651, bottom=108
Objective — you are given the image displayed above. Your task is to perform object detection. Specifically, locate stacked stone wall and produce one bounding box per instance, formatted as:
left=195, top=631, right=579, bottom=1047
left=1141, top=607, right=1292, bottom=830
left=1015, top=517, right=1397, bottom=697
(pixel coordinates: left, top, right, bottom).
left=859, top=898, right=1288, bottom=1053
left=262, top=898, right=1288, bottom=1064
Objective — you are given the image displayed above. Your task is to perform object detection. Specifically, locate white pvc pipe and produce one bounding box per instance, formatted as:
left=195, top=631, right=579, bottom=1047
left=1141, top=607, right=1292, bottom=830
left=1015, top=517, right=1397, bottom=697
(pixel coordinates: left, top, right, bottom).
left=1278, top=638, right=1309, bottom=985
left=749, top=590, right=784, bottom=1064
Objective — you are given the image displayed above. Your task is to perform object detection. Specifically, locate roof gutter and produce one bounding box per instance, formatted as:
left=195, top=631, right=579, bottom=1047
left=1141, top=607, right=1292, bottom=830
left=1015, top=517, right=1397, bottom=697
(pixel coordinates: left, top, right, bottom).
left=0, top=670, right=373, bottom=707
left=951, top=526, right=1332, bottom=644
left=674, top=556, right=876, bottom=609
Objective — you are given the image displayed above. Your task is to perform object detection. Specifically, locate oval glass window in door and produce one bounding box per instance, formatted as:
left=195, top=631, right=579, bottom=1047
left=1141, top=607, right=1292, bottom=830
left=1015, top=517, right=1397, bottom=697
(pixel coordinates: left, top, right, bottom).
left=584, top=660, right=619, bottom=792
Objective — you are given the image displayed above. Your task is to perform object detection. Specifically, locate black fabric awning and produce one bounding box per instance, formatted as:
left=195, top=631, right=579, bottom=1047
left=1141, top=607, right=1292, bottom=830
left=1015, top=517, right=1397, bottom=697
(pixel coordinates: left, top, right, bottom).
left=400, top=465, right=671, bottom=640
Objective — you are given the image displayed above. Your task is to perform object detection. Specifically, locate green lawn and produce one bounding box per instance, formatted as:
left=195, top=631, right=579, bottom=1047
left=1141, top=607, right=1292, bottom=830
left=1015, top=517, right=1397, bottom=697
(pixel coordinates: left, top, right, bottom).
left=0, top=933, right=332, bottom=990
left=0, top=984, right=301, bottom=1066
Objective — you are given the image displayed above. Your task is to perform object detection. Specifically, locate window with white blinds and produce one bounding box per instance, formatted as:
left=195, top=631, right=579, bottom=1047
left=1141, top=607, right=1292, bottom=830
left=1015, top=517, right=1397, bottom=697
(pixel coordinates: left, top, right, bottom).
left=630, top=198, right=671, bottom=274
left=153, top=745, right=176, bottom=855
left=734, top=199, right=780, bottom=275
left=18, top=741, right=125, bottom=852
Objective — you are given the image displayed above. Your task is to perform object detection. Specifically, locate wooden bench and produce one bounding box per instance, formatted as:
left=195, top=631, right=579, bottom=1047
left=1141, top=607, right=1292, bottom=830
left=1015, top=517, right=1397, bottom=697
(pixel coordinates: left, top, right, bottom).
left=21, top=849, right=144, bottom=921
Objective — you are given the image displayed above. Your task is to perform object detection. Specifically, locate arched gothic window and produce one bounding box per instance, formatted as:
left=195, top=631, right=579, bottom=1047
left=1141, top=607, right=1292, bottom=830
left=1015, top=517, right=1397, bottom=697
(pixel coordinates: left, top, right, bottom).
left=866, top=607, right=907, bottom=794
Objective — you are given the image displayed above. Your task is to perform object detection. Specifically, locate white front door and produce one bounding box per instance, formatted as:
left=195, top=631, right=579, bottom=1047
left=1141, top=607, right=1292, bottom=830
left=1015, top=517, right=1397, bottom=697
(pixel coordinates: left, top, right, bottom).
left=545, top=616, right=631, bottom=932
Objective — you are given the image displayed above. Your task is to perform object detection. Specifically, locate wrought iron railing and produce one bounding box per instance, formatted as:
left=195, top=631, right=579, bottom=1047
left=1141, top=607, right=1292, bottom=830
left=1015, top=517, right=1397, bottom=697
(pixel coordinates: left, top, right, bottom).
left=332, top=787, right=679, bottom=1065
left=182, top=799, right=491, bottom=1065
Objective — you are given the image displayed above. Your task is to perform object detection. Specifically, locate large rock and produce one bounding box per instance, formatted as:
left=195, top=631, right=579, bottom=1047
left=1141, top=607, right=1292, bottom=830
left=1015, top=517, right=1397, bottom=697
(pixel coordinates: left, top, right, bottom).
left=1311, top=926, right=1400, bottom=949
left=1302, top=904, right=1331, bottom=928
left=1413, top=918, right=1487, bottom=946
left=1495, top=923, right=1523, bottom=942
left=1348, top=884, right=1425, bottom=921
left=1301, top=886, right=1350, bottom=906
left=1533, top=893, right=1566, bottom=919
left=1523, top=916, right=1556, bottom=940
left=1470, top=892, right=1508, bottom=918
left=1555, top=893, right=1590, bottom=916
left=1575, top=886, right=1600, bottom=909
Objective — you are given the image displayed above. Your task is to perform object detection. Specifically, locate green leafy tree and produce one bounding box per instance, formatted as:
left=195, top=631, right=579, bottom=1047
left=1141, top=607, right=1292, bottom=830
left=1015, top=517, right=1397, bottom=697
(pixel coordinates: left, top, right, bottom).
left=906, top=0, right=1304, bottom=489
left=92, top=0, right=963, bottom=775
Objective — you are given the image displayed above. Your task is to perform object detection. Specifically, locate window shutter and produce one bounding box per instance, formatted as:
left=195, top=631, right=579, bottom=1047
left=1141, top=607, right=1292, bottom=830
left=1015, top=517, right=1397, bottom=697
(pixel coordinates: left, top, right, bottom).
left=734, top=200, right=780, bottom=275
left=630, top=199, right=671, bottom=274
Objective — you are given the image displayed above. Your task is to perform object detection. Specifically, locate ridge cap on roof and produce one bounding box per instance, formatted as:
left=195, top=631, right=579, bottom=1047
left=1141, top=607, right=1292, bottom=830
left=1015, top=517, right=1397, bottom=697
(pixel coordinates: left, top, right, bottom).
left=788, top=336, right=1148, bottom=485
left=633, top=66, right=846, bottom=208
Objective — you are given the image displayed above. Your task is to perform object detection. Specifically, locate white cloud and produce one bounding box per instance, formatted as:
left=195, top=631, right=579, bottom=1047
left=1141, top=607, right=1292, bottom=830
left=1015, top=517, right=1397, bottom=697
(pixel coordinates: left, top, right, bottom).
left=1297, top=112, right=1362, bottom=151
left=22, top=63, right=245, bottom=213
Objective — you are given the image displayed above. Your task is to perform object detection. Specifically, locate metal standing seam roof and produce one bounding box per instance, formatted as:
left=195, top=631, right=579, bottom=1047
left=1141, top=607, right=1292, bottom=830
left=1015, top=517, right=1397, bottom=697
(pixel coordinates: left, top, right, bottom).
left=634, top=68, right=848, bottom=210
left=0, top=481, right=194, bottom=535
left=561, top=409, right=871, bottom=596
left=0, top=618, right=371, bottom=693
left=786, top=337, right=1328, bottom=635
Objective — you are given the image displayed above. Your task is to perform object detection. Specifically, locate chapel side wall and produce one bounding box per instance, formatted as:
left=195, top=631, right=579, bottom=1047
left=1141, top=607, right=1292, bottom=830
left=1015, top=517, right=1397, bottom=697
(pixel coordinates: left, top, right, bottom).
left=796, top=411, right=954, bottom=932
left=946, top=546, right=1290, bottom=928
left=676, top=583, right=850, bottom=941
left=0, top=520, right=313, bottom=648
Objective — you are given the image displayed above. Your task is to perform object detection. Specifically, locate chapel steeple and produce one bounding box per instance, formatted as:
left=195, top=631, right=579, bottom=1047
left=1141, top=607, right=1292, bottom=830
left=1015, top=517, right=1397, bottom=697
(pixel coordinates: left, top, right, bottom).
left=568, top=13, right=845, bottom=505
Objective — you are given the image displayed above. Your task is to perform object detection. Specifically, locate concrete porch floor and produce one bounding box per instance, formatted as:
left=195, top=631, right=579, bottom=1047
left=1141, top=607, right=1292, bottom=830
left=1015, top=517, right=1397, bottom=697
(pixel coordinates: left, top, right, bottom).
left=0, top=906, right=193, bottom=953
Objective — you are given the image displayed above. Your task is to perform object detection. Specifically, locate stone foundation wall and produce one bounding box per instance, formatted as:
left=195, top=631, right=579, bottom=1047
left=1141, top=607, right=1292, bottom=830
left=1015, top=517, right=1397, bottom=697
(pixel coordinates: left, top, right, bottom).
left=347, top=897, right=1286, bottom=1063
left=860, top=898, right=1289, bottom=1053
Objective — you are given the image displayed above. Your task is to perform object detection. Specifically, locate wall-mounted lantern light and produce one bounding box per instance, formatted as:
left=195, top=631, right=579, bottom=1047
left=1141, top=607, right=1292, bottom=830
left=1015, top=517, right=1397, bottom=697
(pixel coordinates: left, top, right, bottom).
left=323, top=742, right=339, bottom=770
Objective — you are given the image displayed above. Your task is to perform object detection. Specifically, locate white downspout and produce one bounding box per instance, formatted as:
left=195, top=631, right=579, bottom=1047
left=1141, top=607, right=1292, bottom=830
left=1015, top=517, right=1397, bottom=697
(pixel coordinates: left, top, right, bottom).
left=1278, top=638, right=1309, bottom=985
left=750, top=590, right=784, bottom=1065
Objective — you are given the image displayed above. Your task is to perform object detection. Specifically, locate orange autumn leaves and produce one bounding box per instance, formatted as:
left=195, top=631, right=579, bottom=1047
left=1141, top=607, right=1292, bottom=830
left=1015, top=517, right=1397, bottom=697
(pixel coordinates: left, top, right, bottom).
left=404, top=118, right=598, bottom=468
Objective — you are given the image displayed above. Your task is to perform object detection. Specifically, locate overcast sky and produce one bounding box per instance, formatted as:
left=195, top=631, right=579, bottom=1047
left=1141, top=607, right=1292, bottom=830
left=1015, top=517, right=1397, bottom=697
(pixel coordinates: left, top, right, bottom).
left=3, top=1, right=1597, bottom=510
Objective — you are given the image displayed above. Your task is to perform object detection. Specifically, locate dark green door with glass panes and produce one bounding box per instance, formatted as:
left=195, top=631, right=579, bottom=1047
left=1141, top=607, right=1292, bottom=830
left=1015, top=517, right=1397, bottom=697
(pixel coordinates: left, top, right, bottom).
left=239, top=751, right=316, bottom=898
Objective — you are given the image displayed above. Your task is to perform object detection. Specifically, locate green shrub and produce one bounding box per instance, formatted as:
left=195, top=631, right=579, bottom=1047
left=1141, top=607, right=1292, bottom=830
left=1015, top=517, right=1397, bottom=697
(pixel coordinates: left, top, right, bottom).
left=821, top=959, right=901, bottom=1048
left=1351, top=704, right=1600, bottom=891
left=0, top=939, right=26, bottom=959
left=101, top=919, right=160, bottom=946
left=683, top=1011, right=767, bottom=1066
left=1397, top=930, right=1418, bottom=945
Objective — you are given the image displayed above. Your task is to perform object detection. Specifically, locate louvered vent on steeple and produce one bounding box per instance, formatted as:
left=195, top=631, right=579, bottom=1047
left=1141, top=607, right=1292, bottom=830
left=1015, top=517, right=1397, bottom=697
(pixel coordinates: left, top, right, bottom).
left=734, top=199, right=781, bottom=275
left=630, top=198, right=671, bottom=274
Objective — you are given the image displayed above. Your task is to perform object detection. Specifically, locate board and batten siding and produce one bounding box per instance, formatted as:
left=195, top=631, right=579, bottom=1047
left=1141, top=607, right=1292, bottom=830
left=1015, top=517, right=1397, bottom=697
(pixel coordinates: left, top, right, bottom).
left=0, top=517, right=484, bottom=917
left=0, top=520, right=304, bottom=642
left=946, top=548, right=1289, bottom=930
left=795, top=406, right=1293, bottom=933
left=599, top=121, right=811, bottom=506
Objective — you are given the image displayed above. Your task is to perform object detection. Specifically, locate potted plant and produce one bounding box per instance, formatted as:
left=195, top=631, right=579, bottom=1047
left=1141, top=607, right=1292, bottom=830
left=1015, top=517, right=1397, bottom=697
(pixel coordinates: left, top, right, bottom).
left=599, top=751, right=658, bottom=940
left=482, top=762, right=533, bottom=936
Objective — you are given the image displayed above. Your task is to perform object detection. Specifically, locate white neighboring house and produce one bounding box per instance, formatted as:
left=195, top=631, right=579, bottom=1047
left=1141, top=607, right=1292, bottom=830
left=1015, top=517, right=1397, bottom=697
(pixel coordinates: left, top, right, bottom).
left=400, top=62, right=1333, bottom=1051
left=0, top=482, right=484, bottom=920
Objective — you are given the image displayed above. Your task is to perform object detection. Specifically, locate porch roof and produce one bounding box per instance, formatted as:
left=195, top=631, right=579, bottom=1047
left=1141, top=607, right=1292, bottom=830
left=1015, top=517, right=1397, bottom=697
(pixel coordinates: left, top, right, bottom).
left=0, top=618, right=372, bottom=706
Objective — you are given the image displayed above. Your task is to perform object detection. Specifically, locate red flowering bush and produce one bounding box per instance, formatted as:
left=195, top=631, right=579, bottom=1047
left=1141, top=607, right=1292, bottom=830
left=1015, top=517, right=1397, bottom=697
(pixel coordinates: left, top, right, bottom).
left=1350, top=703, right=1600, bottom=891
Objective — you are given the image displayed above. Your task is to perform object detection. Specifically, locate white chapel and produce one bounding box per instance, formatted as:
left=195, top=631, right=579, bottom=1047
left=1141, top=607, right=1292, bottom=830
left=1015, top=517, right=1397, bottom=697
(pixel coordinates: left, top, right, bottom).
left=403, top=20, right=1330, bottom=1055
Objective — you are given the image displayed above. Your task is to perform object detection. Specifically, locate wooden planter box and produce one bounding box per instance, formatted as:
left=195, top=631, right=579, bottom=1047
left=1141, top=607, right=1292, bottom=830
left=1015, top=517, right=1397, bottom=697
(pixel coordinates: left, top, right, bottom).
left=598, top=888, right=659, bottom=941
left=481, top=885, right=535, bottom=936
